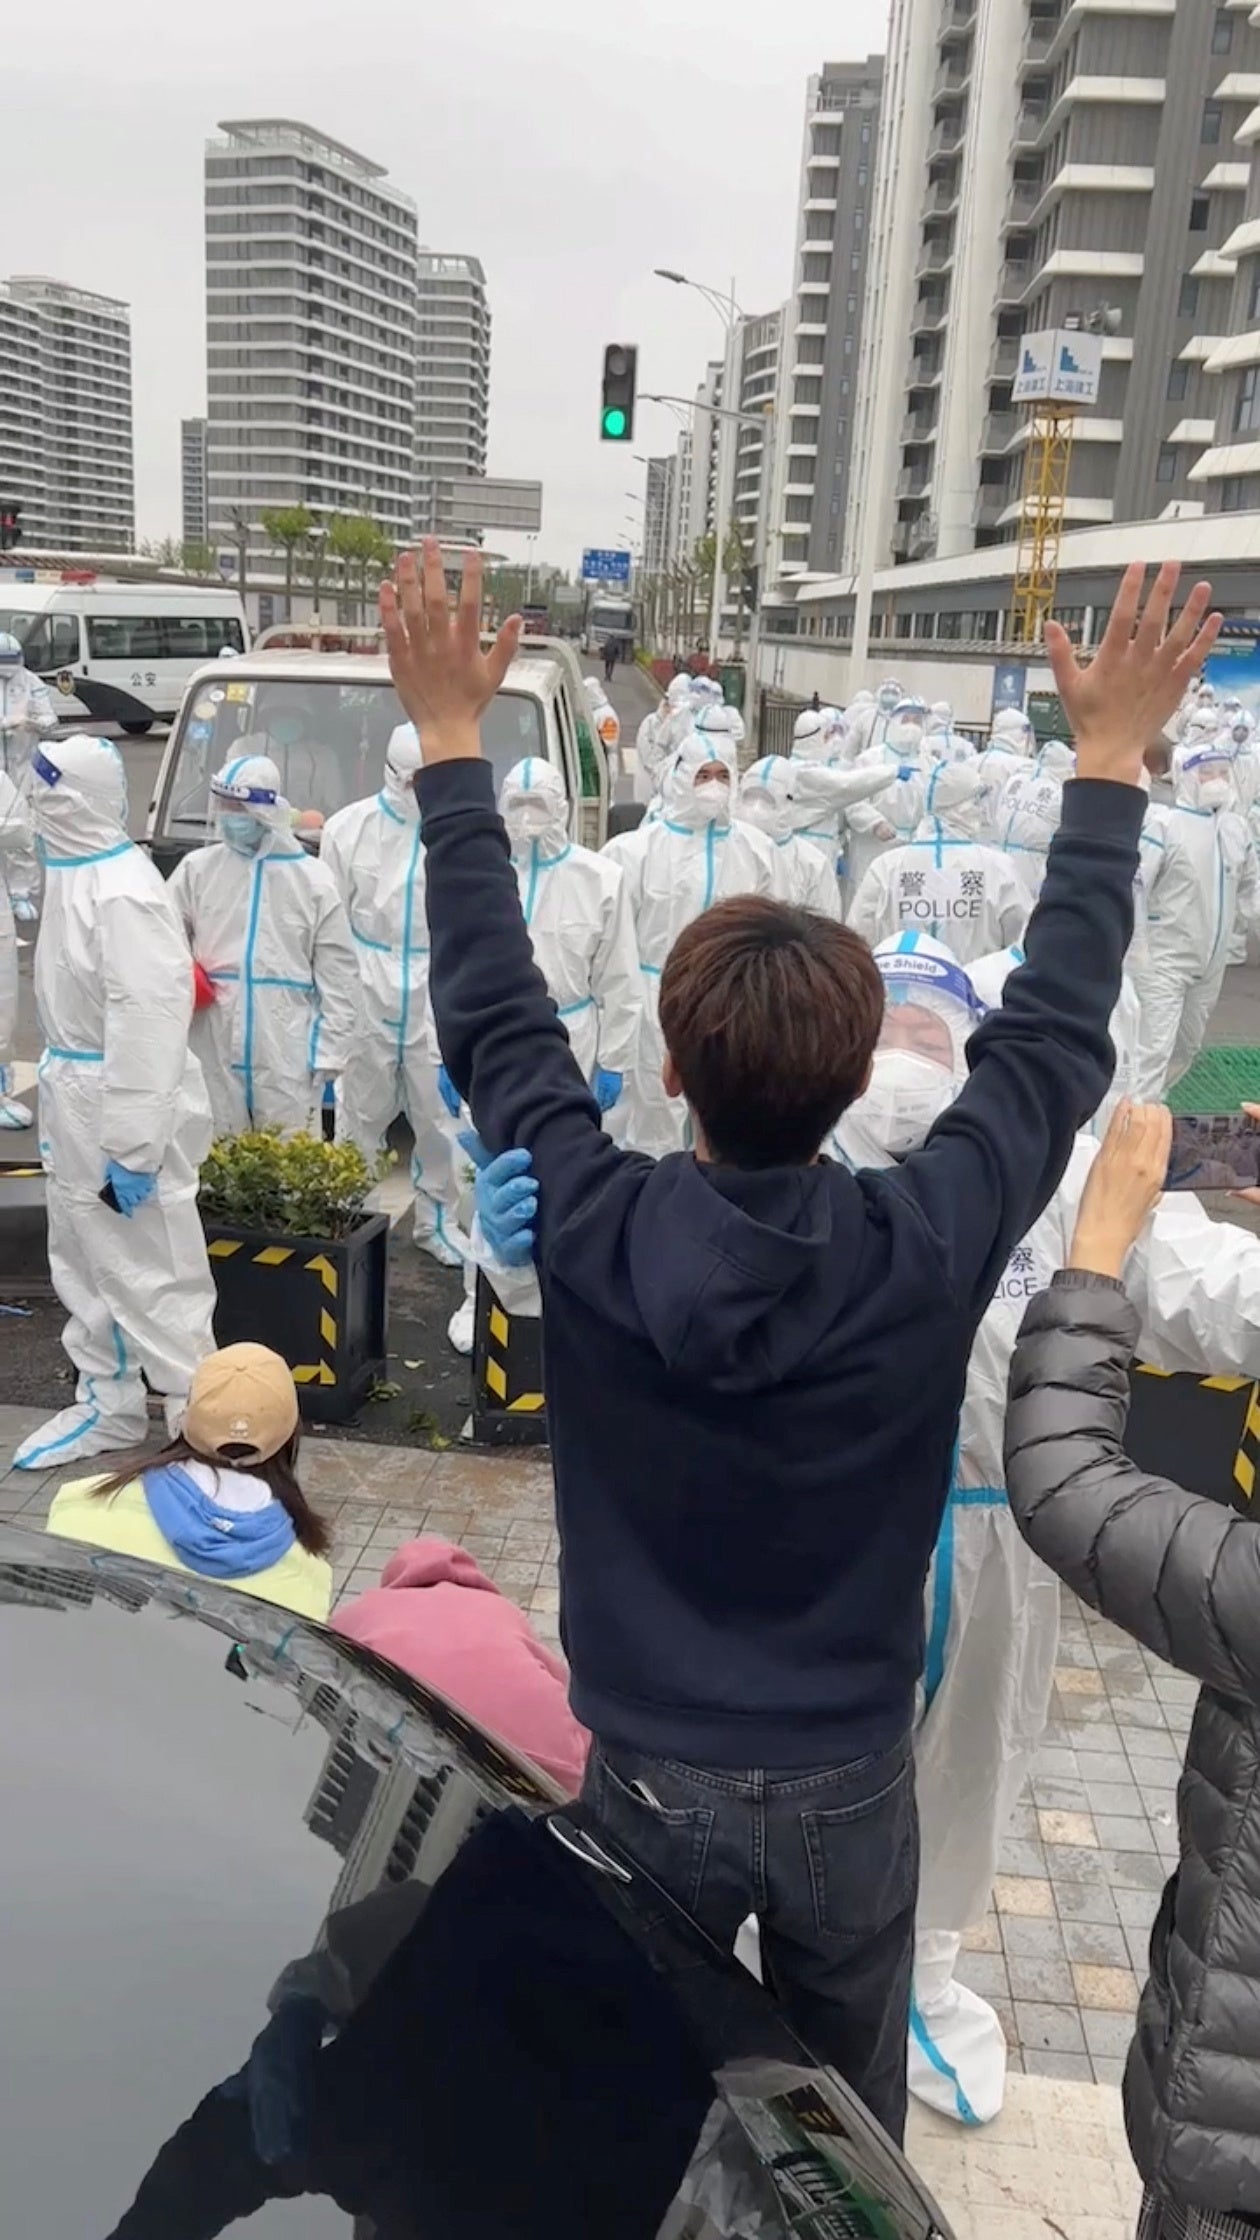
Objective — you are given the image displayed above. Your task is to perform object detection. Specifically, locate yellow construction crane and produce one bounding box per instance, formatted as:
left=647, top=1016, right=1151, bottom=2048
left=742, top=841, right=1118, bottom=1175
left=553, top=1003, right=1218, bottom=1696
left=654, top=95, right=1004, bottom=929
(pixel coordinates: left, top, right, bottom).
left=1010, top=406, right=1079, bottom=646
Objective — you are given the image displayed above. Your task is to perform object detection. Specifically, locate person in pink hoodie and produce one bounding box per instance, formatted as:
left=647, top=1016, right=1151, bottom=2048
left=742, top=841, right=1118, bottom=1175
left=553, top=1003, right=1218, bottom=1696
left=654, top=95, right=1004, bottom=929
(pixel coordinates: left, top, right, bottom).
left=334, top=1537, right=589, bottom=1797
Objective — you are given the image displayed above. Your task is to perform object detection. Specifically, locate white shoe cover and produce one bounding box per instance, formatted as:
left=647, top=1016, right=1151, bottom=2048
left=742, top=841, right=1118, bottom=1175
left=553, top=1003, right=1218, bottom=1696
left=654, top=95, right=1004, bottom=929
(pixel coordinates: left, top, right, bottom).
left=907, top=1931, right=1007, bottom=2126
left=447, top=1298, right=475, bottom=1356
left=0, top=1096, right=32, bottom=1130
left=414, top=1203, right=467, bottom=1270
left=13, top=1401, right=148, bottom=1472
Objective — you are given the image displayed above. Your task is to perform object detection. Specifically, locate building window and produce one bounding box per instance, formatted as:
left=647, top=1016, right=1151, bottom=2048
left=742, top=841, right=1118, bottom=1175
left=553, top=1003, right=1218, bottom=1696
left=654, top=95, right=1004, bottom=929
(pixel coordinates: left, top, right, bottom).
left=851, top=251, right=862, bottom=271
left=1202, top=101, right=1223, bottom=146
left=1155, top=446, right=1179, bottom=484
left=1235, top=364, right=1260, bottom=432
left=860, top=122, right=871, bottom=143
left=846, top=293, right=858, bottom=315
left=1190, top=195, right=1211, bottom=233
left=1212, top=7, right=1234, bottom=54
left=1167, top=359, right=1189, bottom=400
left=1248, top=267, right=1260, bottom=323
left=1178, top=273, right=1200, bottom=318
left=857, top=166, right=868, bottom=187
left=1221, top=475, right=1247, bottom=511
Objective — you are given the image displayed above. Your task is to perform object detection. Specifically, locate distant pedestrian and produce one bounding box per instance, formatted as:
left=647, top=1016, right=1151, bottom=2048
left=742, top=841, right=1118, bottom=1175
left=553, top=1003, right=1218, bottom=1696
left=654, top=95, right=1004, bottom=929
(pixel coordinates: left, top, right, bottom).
left=602, top=638, right=619, bottom=683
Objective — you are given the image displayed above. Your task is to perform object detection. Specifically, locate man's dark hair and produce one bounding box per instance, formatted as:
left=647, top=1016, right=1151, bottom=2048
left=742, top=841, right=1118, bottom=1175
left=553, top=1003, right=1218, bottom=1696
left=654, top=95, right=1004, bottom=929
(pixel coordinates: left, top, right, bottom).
left=658, top=897, right=885, bottom=1168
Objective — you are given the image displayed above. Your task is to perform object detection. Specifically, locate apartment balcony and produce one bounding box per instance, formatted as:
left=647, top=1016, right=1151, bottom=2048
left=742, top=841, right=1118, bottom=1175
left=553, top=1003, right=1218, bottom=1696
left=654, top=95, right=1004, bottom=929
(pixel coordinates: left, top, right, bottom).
left=932, top=55, right=971, bottom=102
left=995, top=260, right=1034, bottom=305
left=1004, top=181, right=1039, bottom=230
left=897, top=466, right=931, bottom=498
left=910, top=292, right=950, bottom=337
left=928, top=117, right=966, bottom=161
left=908, top=516, right=937, bottom=559
left=981, top=411, right=1017, bottom=452
left=916, top=237, right=954, bottom=281
left=1019, top=20, right=1054, bottom=72
left=911, top=353, right=944, bottom=386
left=901, top=408, right=938, bottom=444
left=938, top=0, right=977, bottom=44
left=989, top=336, right=1020, bottom=380
left=973, top=490, right=1009, bottom=529
left=1012, top=98, right=1048, bottom=150
left=923, top=178, right=961, bottom=219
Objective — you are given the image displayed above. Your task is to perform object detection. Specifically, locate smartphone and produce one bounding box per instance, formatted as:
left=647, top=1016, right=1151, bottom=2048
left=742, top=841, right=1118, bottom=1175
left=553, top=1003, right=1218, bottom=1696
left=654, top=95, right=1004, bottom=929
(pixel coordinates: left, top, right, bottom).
left=1165, top=1114, right=1260, bottom=1192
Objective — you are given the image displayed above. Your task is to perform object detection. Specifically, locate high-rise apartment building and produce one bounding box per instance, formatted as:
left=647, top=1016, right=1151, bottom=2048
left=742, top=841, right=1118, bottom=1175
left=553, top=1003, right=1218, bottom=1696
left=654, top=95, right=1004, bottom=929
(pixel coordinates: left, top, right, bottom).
left=771, top=58, right=883, bottom=586
left=849, top=0, right=1260, bottom=578
left=1188, top=52, right=1260, bottom=514
left=643, top=453, right=675, bottom=574
left=181, top=416, right=208, bottom=547
left=0, top=276, right=134, bottom=551
left=204, top=119, right=419, bottom=560
left=414, top=251, right=491, bottom=538
left=666, top=429, right=693, bottom=569
left=712, top=306, right=786, bottom=638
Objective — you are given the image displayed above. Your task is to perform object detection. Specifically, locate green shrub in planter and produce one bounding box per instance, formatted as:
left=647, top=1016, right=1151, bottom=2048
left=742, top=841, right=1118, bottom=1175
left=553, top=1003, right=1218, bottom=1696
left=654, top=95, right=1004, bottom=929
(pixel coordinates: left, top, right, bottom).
left=199, top=1131, right=392, bottom=1423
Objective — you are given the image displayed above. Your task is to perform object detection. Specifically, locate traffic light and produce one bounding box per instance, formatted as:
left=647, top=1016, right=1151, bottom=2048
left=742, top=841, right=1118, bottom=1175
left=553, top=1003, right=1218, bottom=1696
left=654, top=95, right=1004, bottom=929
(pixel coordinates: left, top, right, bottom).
left=0, top=502, right=22, bottom=551
left=600, top=344, right=637, bottom=442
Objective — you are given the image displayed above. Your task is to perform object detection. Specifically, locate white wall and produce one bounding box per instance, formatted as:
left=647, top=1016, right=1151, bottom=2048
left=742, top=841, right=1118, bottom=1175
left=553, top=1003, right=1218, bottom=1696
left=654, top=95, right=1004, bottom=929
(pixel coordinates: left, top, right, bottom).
left=756, top=638, right=1057, bottom=726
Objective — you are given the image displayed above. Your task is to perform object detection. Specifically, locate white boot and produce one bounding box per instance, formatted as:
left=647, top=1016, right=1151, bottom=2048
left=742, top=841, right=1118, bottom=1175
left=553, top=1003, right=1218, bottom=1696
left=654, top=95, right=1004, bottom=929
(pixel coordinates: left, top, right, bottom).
left=447, top=1259, right=477, bottom=1355
left=414, top=1200, right=467, bottom=1271
left=907, top=1929, right=1007, bottom=2126
left=13, top=1399, right=148, bottom=1472
left=0, top=1095, right=32, bottom=1130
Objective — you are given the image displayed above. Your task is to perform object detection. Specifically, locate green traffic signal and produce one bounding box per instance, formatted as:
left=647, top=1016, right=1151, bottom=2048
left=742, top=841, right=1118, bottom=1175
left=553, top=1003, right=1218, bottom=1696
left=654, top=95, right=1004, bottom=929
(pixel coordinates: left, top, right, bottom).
left=602, top=406, right=628, bottom=440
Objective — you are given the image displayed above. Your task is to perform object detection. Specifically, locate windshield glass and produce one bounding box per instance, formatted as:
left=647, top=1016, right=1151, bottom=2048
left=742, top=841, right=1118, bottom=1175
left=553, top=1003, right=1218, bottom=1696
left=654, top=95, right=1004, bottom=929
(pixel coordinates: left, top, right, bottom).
left=591, top=603, right=634, bottom=634
left=0, top=609, right=39, bottom=646
left=159, top=675, right=549, bottom=837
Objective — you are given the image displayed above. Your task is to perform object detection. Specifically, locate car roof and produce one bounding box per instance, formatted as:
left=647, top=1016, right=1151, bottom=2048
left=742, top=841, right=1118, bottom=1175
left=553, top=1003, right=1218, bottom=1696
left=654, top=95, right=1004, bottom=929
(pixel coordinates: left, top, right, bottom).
left=186, top=650, right=562, bottom=693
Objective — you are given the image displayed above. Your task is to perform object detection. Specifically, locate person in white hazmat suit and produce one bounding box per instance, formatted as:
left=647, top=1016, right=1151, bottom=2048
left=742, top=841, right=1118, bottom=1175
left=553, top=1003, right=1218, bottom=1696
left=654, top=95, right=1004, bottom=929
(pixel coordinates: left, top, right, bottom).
left=973, top=706, right=1036, bottom=838
left=12, top=737, right=217, bottom=1471
left=996, top=766, right=1065, bottom=905
left=0, top=767, right=37, bottom=1128
left=445, top=754, right=644, bottom=1351
left=584, top=676, right=622, bottom=780
left=634, top=673, right=694, bottom=806
left=835, top=930, right=1260, bottom=2127
left=603, top=735, right=776, bottom=1158
left=848, top=760, right=1028, bottom=964
left=167, top=746, right=361, bottom=1142
left=318, top=724, right=467, bottom=1268
left=841, top=697, right=935, bottom=906
left=692, top=674, right=747, bottom=752
left=0, top=630, right=55, bottom=784
left=1131, top=737, right=1258, bottom=1098
left=739, top=753, right=898, bottom=912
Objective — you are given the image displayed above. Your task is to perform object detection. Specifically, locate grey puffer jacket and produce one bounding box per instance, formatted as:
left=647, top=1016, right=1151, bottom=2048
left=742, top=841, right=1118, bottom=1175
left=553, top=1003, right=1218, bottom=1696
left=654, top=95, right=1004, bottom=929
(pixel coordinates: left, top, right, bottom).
left=1005, top=1270, right=1260, bottom=2220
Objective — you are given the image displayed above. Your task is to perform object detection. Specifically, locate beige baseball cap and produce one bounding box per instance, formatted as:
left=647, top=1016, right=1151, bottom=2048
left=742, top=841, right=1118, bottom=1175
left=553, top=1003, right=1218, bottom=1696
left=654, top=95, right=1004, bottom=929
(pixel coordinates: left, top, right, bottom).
left=184, top=1344, right=299, bottom=1465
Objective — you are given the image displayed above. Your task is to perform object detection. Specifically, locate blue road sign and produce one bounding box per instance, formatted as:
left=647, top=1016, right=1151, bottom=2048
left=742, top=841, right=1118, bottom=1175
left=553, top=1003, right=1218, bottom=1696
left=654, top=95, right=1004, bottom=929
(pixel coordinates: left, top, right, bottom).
left=581, top=547, right=632, bottom=584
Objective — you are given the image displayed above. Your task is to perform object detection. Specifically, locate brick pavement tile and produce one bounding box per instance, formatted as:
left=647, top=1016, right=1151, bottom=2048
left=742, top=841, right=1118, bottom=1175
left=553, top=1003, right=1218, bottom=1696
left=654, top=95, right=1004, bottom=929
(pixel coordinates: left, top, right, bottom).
left=1102, top=1671, right=1158, bottom=1702
left=1114, top=1886, right=1160, bottom=1931
left=1006, top=1800, right=1041, bottom=1841
left=1031, top=1777, right=1090, bottom=1811
left=1121, top=1728, right=1180, bottom=1762
left=1022, top=2047, right=1095, bottom=2083
left=1057, top=1638, right=1100, bottom=1667
left=1032, top=1745, right=1081, bottom=1779
left=1072, top=1965, right=1139, bottom=2014
left=424, top=1449, right=556, bottom=1512
left=956, top=1950, right=1010, bottom=2003
left=1082, top=1778, right=1143, bottom=1816
left=1081, top=2008, right=1135, bottom=2060
left=1056, top=1666, right=1107, bottom=1696
left=1095, top=1642, right=1151, bottom=1674
left=1001, top=1914, right=1065, bottom=1960
left=997, top=1836, right=1048, bottom=1877
left=1058, top=1698, right=1124, bottom=1734
left=1151, top=1673, right=1200, bottom=1707
left=1091, top=2056, right=1129, bottom=2088
left=1013, top=2000, right=1086, bottom=2053
left=1114, top=1698, right=1172, bottom=1734
left=1044, top=1842, right=1108, bottom=1885
left=488, top=1556, right=547, bottom=1591
left=1007, top=1955, right=1077, bottom=2005
left=1037, top=1809, right=1099, bottom=1848
left=1061, top=1920, right=1131, bottom=1969
left=503, top=1519, right=555, bottom=1553
left=1055, top=1880, right=1121, bottom=1926
left=1124, top=1927, right=1153, bottom=1975
left=993, top=1875, right=1055, bottom=1917
left=1099, top=1849, right=1166, bottom=1894
left=1094, top=1814, right=1157, bottom=1854
left=409, top=1507, right=474, bottom=1540
left=962, top=1915, right=1002, bottom=1953
left=528, top=1586, right=561, bottom=1615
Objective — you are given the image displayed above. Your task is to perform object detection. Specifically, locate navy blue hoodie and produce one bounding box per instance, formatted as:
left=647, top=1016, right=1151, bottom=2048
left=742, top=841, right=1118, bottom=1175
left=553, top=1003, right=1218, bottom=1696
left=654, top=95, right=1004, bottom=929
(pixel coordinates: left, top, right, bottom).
left=420, top=761, right=1142, bottom=1768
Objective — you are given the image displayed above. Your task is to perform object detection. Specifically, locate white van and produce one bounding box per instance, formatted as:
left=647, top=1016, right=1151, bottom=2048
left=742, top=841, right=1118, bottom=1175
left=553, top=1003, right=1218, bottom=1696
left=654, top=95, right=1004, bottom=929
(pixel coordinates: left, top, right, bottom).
left=146, top=633, right=610, bottom=877
left=0, top=576, right=249, bottom=733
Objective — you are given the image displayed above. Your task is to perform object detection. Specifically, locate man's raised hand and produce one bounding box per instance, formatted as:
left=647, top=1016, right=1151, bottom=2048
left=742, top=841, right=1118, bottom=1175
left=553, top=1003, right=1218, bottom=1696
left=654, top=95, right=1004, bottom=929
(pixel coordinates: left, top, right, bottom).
left=380, top=541, right=522, bottom=762
left=1045, top=559, right=1222, bottom=788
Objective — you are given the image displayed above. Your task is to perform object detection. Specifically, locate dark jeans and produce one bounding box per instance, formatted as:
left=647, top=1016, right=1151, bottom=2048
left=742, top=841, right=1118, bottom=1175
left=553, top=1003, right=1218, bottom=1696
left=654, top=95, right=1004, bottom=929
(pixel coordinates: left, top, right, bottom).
left=582, top=1733, right=918, bottom=2145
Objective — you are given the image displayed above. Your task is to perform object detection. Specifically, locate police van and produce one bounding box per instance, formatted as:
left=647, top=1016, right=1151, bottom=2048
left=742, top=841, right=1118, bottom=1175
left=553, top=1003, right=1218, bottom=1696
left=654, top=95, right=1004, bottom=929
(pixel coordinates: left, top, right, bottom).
left=0, top=575, right=249, bottom=733
left=146, top=625, right=610, bottom=876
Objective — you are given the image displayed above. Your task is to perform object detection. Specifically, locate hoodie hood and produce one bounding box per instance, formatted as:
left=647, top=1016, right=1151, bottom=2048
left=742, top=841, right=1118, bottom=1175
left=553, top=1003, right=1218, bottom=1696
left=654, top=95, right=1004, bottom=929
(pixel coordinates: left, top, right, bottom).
left=661, top=735, right=735, bottom=828
left=916, top=758, right=986, bottom=841
left=376, top=1534, right=499, bottom=1594
left=30, top=734, right=130, bottom=859
left=738, top=755, right=796, bottom=843
left=499, top=755, right=570, bottom=861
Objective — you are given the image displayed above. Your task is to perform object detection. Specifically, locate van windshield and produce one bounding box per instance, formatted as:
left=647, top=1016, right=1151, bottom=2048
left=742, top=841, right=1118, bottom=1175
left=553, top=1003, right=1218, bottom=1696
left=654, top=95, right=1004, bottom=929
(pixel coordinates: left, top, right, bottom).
left=158, top=676, right=548, bottom=837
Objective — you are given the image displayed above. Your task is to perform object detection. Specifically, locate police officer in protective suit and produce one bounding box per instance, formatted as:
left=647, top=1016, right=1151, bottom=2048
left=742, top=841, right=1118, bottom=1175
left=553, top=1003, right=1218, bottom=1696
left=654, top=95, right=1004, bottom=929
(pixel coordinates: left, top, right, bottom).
left=0, top=630, right=55, bottom=784
left=1132, top=738, right=1258, bottom=1098
left=12, top=736, right=217, bottom=1471
left=167, top=744, right=361, bottom=1143
left=0, top=766, right=36, bottom=1128
left=319, top=724, right=467, bottom=1268
left=837, top=931, right=1260, bottom=2126
left=848, top=761, right=1028, bottom=964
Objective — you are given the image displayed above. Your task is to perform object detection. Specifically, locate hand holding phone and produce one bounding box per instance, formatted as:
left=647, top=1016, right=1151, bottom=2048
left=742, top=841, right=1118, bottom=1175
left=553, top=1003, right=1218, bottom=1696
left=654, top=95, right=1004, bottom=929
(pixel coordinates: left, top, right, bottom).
left=1164, top=1111, right=1260, bottom=1193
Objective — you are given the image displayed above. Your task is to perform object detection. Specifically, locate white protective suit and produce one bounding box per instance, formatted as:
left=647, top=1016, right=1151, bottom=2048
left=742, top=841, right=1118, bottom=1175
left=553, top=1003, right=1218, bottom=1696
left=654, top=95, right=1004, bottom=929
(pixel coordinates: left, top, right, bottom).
left=319, top=726, right=465, bottom=1265
left=635, top=674, right=693, bottom=806
left=841, top=700, right=933, bottom=904
left=737, top=757, right=844, bottom=915
left=0, top=635, right=56, bottom=784
left=1132, top=742, right=1258, bottom=1098
left=867, top=937, right=1260, bottom=2127
left=0, top=769, right=36, bottom=1127
left=692, top=676, right=746, bottom=753
left=584, top=677, right=622, bottom=779
left=604, top=736, right=776, bottom=1157
left=973, top=707, right=1035, bottom=839
left=167, top=746, right=361, bottom=1140
left=996, top=768, right=1064, bottom=905
left=848, top=761, right=1029, bottom=963
left=13, top=736, right=216, bottom=1470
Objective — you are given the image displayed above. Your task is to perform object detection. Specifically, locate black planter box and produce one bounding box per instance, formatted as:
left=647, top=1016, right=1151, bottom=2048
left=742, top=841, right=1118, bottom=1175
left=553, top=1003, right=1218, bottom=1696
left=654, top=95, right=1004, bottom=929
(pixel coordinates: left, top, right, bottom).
left=471, top=1270, right=547, bottom=1447
left=203, top=1212, right=390, bottom=1425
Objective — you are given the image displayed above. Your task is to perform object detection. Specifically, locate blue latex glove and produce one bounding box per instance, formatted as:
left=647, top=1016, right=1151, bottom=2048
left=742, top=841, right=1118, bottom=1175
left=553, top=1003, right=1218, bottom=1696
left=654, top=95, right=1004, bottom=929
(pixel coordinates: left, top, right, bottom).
left=11, top=895, right=37, bottom=923
left=321, top=1079, right=336, bottom=1110
left=104, top=1160, right=157, bottom=1217
left=459, top=1129, right=538, bottom=1268
left=437, top=1063, right=462, bottom=1118
left=592, top=1067, right=623, bottom=1114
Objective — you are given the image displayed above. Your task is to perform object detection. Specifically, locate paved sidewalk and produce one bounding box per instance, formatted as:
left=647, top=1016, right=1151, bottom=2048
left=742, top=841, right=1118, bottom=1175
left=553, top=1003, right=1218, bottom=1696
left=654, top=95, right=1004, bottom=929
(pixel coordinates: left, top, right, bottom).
left=908, top=2075, right=1141, bottom=2240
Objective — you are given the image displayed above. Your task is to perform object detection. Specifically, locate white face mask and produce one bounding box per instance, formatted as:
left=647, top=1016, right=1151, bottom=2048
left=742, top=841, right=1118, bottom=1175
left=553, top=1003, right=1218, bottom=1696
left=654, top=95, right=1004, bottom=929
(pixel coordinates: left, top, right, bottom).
left=1197, top=776, right=1233, bottom=812
left=690, top=777, right=731, bottom=825
left=504, top=798, right=557, bottom=844
left=852, top=1049, right=957, bottom=1158
left=383, top=759, right=421, bottom=818
left=887, top=719, right=924, bottom=758
left=737, top=792, right=780, bottom=838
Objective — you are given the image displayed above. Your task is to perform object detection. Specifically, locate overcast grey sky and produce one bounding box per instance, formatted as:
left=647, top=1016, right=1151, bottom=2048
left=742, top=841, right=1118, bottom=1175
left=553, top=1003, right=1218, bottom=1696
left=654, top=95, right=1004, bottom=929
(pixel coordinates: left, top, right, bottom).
left=2, top=0, right=887, bottom=569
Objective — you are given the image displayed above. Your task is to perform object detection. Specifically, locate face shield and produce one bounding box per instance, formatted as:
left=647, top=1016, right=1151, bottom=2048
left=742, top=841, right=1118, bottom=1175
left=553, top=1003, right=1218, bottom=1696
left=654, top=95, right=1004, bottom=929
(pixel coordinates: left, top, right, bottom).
left=1177, top=744, right=1237, bottom=815
left=498, top=756, right=570, bottom=859
left=925, top=701, right=953, bottom=738
left=876, top=679, right=905, bottom=716
left=0, top=631, right=23, bottom=669
left=661, top=737, right=735, bottom=831
left=969, top=944, right=1026, bottom=1014
left=30, top=735, right=129, bottom=857
left=382, top=722, right=423, bottom=820
left=210, top=749, right=291, bottom=855
left=886, top=699, right=929, bottom=761
left=842, top=934, right=980, bottom=1162
left=737, top=757, right=794, bottom=844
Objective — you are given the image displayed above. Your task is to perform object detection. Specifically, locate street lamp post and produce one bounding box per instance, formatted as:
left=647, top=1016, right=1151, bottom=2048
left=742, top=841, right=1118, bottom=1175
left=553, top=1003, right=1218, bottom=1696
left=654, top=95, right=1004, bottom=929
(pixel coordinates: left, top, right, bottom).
left=653, top=268, right=743, bottom=665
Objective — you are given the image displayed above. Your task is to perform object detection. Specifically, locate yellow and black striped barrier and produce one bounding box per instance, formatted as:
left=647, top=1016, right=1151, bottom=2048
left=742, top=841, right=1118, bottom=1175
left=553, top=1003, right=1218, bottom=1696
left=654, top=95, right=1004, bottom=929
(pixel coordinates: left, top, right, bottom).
left=205, top=1219, right=389, bottom=1426
left=472, top=1271, right=547, bottom=1447
left=1126, top=1365, right=1260, bottom=1515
